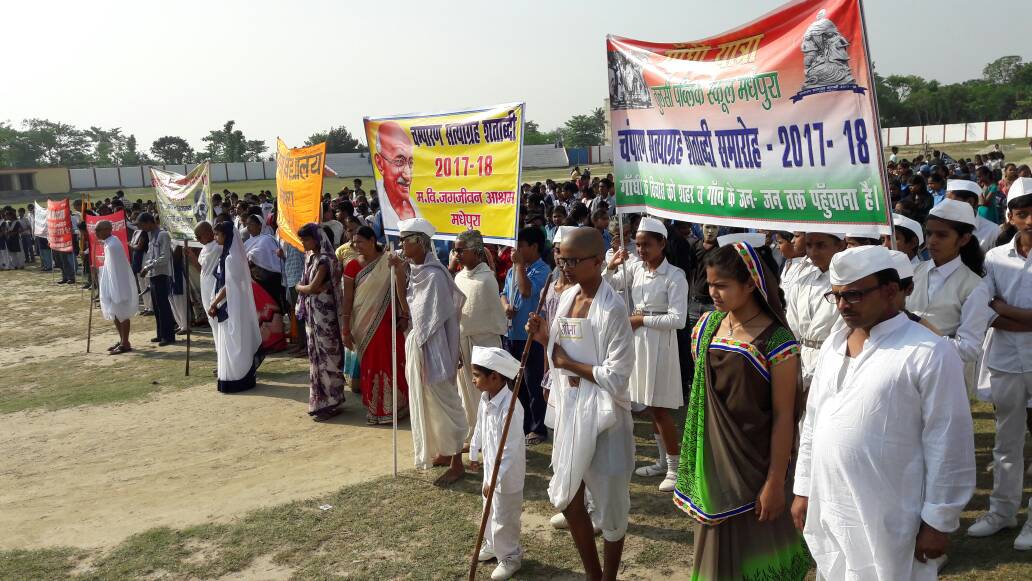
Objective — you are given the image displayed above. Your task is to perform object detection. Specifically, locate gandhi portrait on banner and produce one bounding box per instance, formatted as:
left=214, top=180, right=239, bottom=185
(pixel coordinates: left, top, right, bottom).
left=800, top=9, right=855, bottom=90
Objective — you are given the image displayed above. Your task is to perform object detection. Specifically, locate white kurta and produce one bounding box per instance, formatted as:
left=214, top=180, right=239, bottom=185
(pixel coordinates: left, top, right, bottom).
left=795, top=313, right=975, bottom=581
left=974, top=215, right=999, bottom=255
left=786, top=267, right=839, bottom=386
left=780, top=256, right=815, bottom=295
left=198, top=240, right=222, bottom=340
left=604, top=259, right=688, bottom=408
left=907, top=257, right=982, bottom=337
left=469, top=387, right=525, bottom=561
left=98, top=237, right=138, bottom=322
left=455, top=262, right=508, bottom=442
left=548, top=281, right=635, bottom=542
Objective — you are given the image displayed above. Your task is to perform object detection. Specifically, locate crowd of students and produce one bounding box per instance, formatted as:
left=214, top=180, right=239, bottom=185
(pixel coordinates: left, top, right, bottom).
left=4, top=151, right=1032, bottom=579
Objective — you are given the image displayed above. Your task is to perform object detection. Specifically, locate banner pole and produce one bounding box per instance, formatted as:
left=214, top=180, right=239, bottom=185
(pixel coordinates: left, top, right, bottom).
left=85, top=194, right=94, bottom=354
left=857, top=0, right=896, bottom=249
left=184, top=243, right=191, bottom=377
left=390, top=239, right=398, bottom=478
left=616, top=211, right=631, bottom=311
left=86, top=276, right=95, bottom=354
left=469, top=271, right=553, bottom=581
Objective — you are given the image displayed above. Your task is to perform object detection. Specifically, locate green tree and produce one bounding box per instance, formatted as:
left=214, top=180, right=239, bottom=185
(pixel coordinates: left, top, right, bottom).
left=151, top=136, right=194, bottom=164
left=983, top=55, right=1022, bottom=85
left=21, top=119, right=92, bottom=167
left=562, top=108, right=606, bottom=147
left=523, top=120, right=561, bottom=146
left=202, top=120, right=262, bottom=162
left=305, top=126, right=366, bottom=153
left=0, top=121, right=43, bottom=168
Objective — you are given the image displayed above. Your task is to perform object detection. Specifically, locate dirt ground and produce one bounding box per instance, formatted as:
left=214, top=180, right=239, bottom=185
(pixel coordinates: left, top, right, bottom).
left=0, top=266, right=413, bottom=551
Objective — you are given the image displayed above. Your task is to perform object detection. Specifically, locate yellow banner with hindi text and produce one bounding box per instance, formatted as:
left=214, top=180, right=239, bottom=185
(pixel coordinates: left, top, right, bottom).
left=276, top=138, right=326, bottom=251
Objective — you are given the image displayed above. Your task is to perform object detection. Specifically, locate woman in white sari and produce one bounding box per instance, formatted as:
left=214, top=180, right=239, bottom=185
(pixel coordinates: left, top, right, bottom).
left=207, top=221, right=265, bottom=393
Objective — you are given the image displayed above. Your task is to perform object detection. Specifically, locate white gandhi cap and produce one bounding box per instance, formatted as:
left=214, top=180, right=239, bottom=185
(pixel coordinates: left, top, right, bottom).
left=928, top=199, right=977, bottom=227
left=471, top=346, right=521, bottom=379
left=829, top=245, right=896, bottom=286
left=397, top=217, right=435, bottom=238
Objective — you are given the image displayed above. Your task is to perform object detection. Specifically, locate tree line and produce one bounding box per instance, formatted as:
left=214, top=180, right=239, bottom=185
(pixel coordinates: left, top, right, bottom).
left=2, top=55, right=1030, bottom=170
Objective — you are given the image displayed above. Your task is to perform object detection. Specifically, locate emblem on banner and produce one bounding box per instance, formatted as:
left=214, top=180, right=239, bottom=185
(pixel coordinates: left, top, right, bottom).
left=792, top=9, right=866, bottom=102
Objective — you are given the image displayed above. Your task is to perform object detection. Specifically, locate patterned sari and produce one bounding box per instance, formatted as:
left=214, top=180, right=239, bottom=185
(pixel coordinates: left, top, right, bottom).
left=673, top=242, right=810, bottom=581
left=299, top=231, right=346, bottom=416
left=345, top=255, right=408, bottom=424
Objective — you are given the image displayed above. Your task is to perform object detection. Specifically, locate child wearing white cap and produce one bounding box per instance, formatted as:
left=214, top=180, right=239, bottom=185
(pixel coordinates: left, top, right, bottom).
left=947, top=179, right=1002, bottom=254
left=605, top=216, right=689, bottom=492
left=470, top=346, right=526, bottom=580
left=966, top=177, right=1032, bottom=550
left=908, top=199, right=984, bottom=339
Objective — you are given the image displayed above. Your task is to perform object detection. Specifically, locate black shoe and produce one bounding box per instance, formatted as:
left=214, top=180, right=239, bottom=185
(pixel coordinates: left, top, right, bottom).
left=150, top=337, right=162, bottom=343
left=158, top=340, right=176, bottom=347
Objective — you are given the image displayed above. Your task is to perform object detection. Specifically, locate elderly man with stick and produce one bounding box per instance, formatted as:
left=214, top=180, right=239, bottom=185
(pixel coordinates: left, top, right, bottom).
left=389, top=218, right=468, bottom=487
left=95, top=220, right=138, bottom=355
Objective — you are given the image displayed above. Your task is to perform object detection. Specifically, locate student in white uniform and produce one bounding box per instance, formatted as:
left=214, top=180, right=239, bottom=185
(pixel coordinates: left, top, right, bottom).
left=793, top=245, right=975, bottom=579
left=888, top=213, right=925, bottom=267
left=907, top=200, right=984, bottom=338
left=947, top=179, right=1001, bottom=254
left=470, top=346, right=526, bottom=581
left=966, top=177, right=1032, bottom=551
left=604, top=216, right=689, bottom=491
left=786, top=232, right=846, bottom=388
left=527, top=227, right=634, bottom=581
left=774, top=231, right=813, bottom=295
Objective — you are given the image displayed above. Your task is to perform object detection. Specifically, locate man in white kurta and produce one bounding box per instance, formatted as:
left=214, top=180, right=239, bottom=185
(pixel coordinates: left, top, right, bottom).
left=787, top=232, right=846, bottom=388
left=395, top=218, right=468, bottom=487
left=193, top=222, right=221, bottom=334
left=454, top=229, right=509, bottom=445
left=793, top=245, right=975, bottom=580
left=97, top=221, right=138, bottom=354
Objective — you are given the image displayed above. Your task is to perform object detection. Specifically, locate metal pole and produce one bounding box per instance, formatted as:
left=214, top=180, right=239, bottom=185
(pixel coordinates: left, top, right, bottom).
left=468, top=272, right=553, bottom=581
left=857, top=0, right=896, bottom=248
left=390, top=240, right=398, bottom=478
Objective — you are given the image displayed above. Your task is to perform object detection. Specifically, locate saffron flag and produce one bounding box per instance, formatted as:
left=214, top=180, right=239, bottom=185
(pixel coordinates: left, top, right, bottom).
left=608, top=0, right=890, bottom=234
left=276, top=138, right=326, bottom=251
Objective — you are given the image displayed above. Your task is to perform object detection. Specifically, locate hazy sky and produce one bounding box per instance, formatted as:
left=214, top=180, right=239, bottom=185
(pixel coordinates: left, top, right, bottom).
left=5, top=0, right=1029, bottom=155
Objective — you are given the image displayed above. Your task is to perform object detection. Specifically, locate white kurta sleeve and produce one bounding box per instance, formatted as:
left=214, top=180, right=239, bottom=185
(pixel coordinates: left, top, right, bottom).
left=469, top=402, right=484, bottom=463
left=643, top=269, right=689, bottom=331
left=917, top=341, right=976, bottom=533
left=591, top=297, right=635, bottom=397
left=948, top=278, right=996, bottom=363
left=602, top=263, right=631, bottom=291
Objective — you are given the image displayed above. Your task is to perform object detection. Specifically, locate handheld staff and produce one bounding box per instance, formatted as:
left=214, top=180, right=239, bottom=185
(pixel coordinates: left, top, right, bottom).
left=468, top=270, right=553, bottom=581
left=86, top=283, right=96, bottom=353
left=184, top=244, right=191, bottom=376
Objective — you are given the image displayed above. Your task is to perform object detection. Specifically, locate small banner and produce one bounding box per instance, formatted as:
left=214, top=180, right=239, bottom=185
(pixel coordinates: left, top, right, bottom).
left=85, top=210, right=130, bottom=268
left=33, top=201, right=49, bottom=238
left=47, top=199, right=73, bottom=252
left=150, top=161, right=213, bottom=241
left=607, top=0, right=890, bottom=234
left=363, top=102, right=524, bottom=245
left=276, top=138, right=326, bottom=251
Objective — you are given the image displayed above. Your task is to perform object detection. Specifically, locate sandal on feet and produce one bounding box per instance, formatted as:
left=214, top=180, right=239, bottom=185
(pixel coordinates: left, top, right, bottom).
left=312, top=406, right=343, bottom=422
left=107, top=342, right=122, bottom=352
left=525, top=433, right=545, bottom=446
left=110, top=345, right=133, bottom=355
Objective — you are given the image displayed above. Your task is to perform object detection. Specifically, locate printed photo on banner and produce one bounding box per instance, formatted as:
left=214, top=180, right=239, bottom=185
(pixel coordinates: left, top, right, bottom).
left=47, top=199, right=73, bottom=252
left=85, top=210, right=130, bottom=268
left=608, top=0, right=891, bottom=234
left=275, top=138, right=326, bottom=251
left=150, top=161, right=213, bottom=241
left=363, top=102, right=524, bottom=246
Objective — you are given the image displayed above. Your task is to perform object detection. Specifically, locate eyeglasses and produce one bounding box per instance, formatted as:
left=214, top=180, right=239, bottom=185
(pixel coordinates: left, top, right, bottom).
left=379, top=154, right=414, bottom=169
left=556, top=256, right=594, bottom=268
left=822, top=285, right=881, bottom=304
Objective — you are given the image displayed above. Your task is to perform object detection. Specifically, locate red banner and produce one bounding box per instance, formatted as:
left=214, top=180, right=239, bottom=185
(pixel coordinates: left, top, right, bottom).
left=85, top=210, right=130, bottom=269
left=47, top=199, right=73, bottom=253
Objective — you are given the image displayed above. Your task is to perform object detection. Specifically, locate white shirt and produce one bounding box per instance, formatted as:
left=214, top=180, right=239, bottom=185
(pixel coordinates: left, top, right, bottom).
left=796, top=313, right=975, bottom=580
left=974, top=215, right=998, bottom=254
left=925, top=255, right=962, bottom=300
left=469, top=387, right=525, bottom=494
left=243, top=234, right=282, bottom=273
left=786, top=267, right=840, bottom=383
left=982, top=236, right=1032, bottom=373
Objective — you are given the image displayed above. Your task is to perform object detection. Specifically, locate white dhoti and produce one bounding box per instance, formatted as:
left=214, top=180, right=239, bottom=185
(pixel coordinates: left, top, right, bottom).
left=405, top=332, right=468, bottom=469
left=138, top=272, right=152, bottom=311
left=170, top=291, right=189, bottom=331
left=484, top=490, right=523, bottom=561
left=99, top=237, right=138, bottom=323
left=458, top=333, right=503, bottom=443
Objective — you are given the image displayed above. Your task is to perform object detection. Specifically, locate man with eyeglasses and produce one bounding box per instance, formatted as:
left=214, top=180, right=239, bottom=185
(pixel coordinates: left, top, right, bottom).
left=792, top=245, right=975, bottom=580
left=373, top=121, right=420, bottom=228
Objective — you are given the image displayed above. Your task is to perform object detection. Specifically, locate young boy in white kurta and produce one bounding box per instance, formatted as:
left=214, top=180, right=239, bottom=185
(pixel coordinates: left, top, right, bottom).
left=469, top=346, right=525, bottom=581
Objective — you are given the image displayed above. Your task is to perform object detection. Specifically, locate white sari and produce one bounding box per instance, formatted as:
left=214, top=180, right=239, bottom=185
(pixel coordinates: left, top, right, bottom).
left=211, top=227, right=263, bottom=393
left=99, top=237, right=138, bottom=322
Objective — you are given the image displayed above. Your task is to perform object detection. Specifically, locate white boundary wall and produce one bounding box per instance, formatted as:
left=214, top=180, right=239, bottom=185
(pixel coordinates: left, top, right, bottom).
left=66, top=144, right=573, bottom=190
left=882, top=119, right=1032, bottom=147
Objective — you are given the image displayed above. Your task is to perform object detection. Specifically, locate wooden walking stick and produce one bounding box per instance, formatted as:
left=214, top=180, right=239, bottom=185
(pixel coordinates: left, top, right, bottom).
left=184, top=243, right=191, bottom=376
left=468, top=270, right=553, bottom=581
left=86, top=279, right=96, bottom=353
